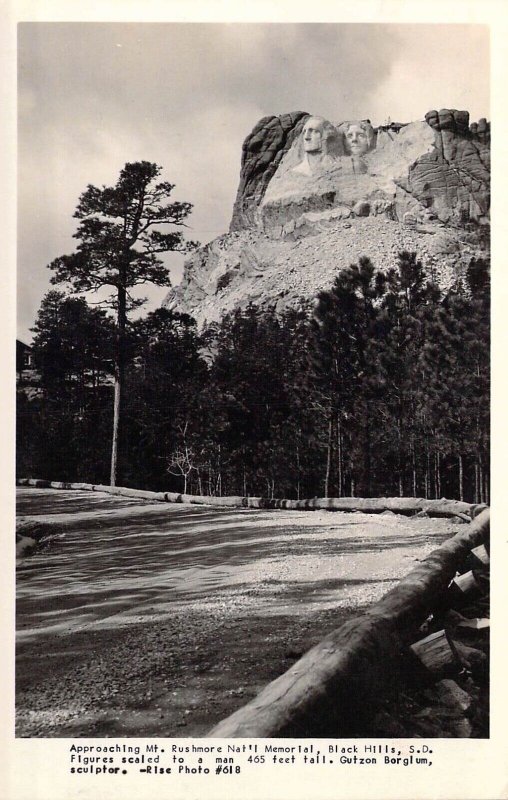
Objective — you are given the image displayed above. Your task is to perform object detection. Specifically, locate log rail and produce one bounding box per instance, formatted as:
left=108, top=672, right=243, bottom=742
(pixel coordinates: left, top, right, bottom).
left=16, top=478, right=487, bottom=520
left=207, top=509, right=490, bottom=738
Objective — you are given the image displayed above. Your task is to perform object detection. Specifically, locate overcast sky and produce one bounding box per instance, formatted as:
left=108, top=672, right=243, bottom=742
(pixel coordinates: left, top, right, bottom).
left=17, top=22, right=489, bottom=342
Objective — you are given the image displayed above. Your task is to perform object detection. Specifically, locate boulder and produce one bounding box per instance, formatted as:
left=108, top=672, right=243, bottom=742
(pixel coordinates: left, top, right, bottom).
left=426, top=678, right=473, bottom=712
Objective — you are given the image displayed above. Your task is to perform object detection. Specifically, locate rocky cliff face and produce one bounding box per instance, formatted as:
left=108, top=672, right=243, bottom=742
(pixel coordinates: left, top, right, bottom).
left=164, top=108, right=490, bottom=326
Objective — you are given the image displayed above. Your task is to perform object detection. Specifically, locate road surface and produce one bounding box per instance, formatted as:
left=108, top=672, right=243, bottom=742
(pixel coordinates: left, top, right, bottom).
left=16, top=486, right=459, bottom=737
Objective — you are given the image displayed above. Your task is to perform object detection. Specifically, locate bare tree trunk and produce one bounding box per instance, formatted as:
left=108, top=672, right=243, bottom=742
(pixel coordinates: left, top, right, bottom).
left=296, top=439, right=301, bottom=501
left=436, top=451, right=442, bottom=498
left=337, top=418, right=342, bottom=498
left=397, top=415, right=403, bottom=497
left=324, top=413, right=334, bottom=498
left=110, top=379, right=121, bottom=487
left=110, top=278, right=126, bottom=487
left=458, top=453, right=464, bottom=502
left=364, top=416, right=372, bottom=497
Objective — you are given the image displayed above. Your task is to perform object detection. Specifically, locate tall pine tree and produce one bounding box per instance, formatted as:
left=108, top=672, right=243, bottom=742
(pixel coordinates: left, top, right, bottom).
left=47, top=162, right=197, bottom=485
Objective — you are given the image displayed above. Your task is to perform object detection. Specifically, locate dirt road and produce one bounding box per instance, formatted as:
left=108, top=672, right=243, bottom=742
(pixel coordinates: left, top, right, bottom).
left=16, top=487, right=459, bottom=737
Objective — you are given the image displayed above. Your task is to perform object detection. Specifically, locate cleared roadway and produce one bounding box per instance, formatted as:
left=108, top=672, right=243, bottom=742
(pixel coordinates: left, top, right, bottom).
left=16, top=486, right=459, bottom=737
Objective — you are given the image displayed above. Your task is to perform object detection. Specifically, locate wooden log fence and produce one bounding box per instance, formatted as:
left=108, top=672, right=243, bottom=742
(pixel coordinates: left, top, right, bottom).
left=207, top=508, right=490, bottom=738
left=16, top=479, right=486, bottom=520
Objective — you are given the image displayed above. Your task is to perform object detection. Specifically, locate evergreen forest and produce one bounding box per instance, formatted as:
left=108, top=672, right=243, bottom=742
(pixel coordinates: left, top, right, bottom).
left=17, top=252, right=490, bottom=504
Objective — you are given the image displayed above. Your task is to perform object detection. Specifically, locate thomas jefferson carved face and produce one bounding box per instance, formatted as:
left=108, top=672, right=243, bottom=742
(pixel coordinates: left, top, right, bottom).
left=302, top=117, right=325, bottom=153
left=344, top=123, right=369, bottom=155
left=343, top=122, right=374, bottom=156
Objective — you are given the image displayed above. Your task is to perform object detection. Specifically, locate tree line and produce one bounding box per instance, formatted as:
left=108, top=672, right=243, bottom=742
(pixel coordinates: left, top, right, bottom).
left=17, top=251, right=490, bottom=504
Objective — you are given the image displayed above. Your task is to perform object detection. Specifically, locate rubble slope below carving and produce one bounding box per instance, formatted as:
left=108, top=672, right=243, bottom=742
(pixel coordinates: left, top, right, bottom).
left=165, top=217, right=489, bottom=327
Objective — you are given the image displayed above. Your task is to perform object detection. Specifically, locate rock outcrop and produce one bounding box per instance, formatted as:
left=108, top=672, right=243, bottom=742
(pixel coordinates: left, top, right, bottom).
left=165, top=108, right=490, bottom=327
left=229, top=111, right=309, bottom=231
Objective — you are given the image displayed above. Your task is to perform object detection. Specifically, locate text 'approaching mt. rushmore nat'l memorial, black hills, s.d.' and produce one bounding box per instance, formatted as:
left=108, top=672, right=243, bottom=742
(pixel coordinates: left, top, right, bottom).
left=164, top=108, right=490, bottom=327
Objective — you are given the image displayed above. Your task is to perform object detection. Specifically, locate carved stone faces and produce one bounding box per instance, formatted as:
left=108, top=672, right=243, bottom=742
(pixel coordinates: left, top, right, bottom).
left=345, top=124, right=369, bottom=155
left=293, top=116, right=341, bottom=176
left=341, top=121, right=375, bottom=156
left=302, top=117, right=325, bottom=153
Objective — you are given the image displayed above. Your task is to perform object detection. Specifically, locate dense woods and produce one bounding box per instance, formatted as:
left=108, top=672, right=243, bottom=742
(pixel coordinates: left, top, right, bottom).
left=17, top=252, right=490, bottom=504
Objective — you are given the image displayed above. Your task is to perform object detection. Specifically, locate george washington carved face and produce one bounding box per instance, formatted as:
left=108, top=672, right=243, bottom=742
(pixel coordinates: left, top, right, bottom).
left=292, top=116, right=341, bottom=176
left=301, top=116, right=340, bottom=156
left=302, top=117, right=325, bottom=153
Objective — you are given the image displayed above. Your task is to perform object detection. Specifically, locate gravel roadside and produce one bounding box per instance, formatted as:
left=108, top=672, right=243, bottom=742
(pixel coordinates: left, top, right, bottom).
left=16, top=489, right=460, bottom=738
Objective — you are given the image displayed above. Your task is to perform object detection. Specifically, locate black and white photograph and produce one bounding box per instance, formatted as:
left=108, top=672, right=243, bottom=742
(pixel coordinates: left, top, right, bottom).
left=5, top=3, right=506, bottom=799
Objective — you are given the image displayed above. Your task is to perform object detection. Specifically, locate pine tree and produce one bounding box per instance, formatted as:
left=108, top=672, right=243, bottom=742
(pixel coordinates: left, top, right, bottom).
left=26, top=291, right=115, bottom=480
left=308, top=257, right=386, bottom=496
left=420, top=259, right=490, bottom=501
left=377, top=251, right=440, bottom=497
left=124, top=308, right=207, bottom=491
left=47, top=162, right=197, bottom=485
